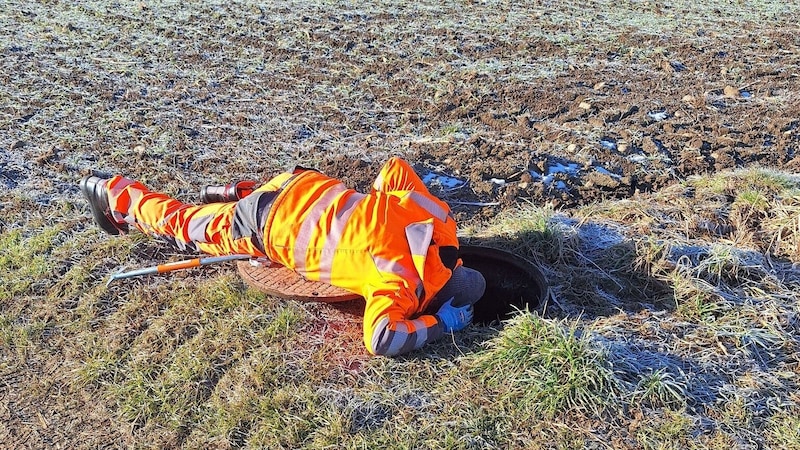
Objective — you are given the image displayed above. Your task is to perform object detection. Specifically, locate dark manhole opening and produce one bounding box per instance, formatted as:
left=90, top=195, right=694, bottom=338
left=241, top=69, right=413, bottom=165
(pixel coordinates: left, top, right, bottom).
left=459, top=245, right=548, bottom=325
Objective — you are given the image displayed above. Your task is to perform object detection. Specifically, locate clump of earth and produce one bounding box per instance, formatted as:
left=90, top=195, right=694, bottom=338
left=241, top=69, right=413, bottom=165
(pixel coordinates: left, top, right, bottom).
left=313, top=35, right=800, bottom=225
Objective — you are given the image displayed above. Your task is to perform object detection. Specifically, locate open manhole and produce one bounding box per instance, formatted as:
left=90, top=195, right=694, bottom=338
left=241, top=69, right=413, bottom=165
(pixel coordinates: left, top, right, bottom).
left=238, top=245, right=548, bottom=324
left=459, top=245, right=548, bottom=324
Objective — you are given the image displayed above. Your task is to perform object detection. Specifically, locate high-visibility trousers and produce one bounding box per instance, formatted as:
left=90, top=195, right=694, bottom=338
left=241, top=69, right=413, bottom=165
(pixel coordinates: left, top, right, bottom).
left=106, top=157, right=461, bottom=355
left=106, top=158, right=459, bottom=297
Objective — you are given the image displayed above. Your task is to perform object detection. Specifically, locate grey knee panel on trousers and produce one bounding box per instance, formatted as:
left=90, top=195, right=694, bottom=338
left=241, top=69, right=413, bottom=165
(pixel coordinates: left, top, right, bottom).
left=231, top=191, right=278, bottom=254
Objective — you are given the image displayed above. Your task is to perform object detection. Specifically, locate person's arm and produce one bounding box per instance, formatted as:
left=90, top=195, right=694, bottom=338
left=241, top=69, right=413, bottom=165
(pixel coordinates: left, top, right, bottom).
left=362, top=284, right=473, bottom=356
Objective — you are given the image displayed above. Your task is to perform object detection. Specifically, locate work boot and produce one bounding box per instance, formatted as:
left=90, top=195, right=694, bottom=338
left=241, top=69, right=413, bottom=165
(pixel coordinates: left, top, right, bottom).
left=199, top=180, right=256, bottom=203
left=79, top=175, right=129, bottom=235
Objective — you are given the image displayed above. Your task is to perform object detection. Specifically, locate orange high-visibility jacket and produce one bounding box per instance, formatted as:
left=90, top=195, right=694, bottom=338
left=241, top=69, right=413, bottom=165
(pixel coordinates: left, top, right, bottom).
left=108, top=157, right=462, bottom=356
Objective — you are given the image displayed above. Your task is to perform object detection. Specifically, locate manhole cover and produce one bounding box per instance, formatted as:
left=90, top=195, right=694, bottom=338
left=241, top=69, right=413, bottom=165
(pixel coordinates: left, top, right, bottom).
left=237, top=260, right=361, bottom=302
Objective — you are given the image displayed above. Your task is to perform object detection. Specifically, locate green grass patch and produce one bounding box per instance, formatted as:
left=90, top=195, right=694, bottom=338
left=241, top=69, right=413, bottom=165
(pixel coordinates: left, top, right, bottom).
left=467, top=314, right=619, bottom=419
left=634, top=409, right=694, bottom=450
left=765, top=412, right=800, bottom=450
left=630, top=368, right=688, bottom=409
left=0, top=226, right=62, bottom=302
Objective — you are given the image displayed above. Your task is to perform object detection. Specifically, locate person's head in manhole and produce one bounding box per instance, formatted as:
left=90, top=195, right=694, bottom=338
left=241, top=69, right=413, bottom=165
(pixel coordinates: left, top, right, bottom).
left=81, top=156, right=486, bottom=357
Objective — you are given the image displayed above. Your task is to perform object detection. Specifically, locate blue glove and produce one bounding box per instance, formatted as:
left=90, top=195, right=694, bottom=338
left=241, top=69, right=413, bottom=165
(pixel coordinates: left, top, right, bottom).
left=435, top=297, right=474, bottom=333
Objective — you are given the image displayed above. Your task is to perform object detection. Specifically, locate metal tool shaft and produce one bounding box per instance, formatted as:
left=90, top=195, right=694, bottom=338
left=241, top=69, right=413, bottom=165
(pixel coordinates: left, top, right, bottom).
left=106, top=254, right=251, bottom=286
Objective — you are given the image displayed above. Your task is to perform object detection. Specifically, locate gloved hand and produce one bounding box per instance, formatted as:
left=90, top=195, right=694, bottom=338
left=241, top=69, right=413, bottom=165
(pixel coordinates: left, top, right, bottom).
left=435, top=297, right=474, bottom=333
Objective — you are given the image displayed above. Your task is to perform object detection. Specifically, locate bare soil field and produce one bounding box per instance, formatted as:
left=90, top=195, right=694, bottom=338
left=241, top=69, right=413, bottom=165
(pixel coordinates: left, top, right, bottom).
left=3, top=1, right=799, bottom=218
left=2, top=1, right=800, bottom=449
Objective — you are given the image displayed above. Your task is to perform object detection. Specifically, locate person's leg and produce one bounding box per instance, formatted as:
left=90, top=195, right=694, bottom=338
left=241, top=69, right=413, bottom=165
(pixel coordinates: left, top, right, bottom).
left=104, top=175, right=266, bottom=257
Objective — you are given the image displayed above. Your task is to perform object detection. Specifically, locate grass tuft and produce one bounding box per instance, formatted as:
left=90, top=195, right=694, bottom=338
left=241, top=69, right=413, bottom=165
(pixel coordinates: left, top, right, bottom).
left=0, top=226, right=62, bottom=302
left=630, top=368, right=688, bottom=409
left=467, top=313, right=619, bottom=419
left=765, top=412, right=800, bottom=450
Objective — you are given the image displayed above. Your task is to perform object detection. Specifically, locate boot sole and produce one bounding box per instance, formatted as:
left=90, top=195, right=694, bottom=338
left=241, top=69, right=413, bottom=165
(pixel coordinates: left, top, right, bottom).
left=80, top=175, right=127, bottom=235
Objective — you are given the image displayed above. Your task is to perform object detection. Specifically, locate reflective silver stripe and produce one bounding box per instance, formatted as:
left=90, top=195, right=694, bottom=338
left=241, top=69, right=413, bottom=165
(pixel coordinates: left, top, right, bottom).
left=393, top=321, right=410, bottom=336
left=375, top=319, right=408, bottom=356
left=293, top=183, right=348, bottom=275
left=107, top=177, right=136, bottom=197
left=372, top=254, right=423, bottom=301
left=187, top=213, right=214, bottom=243
left=151, top=206, right=197, bottom=251
left=138, top=220, right=196, bottom=251
left=395, top=322, right=419, bottom=355
left=405, top=222, right=433, bottom=257
left=375, top=317, right=436, bottom=356
left=116, top=187, right=144, bottom=224
left=385, top=334, right=406, bottom=356
left=406, top=191, right=447, bottom=222
left=371, top=316, right=393, bottom=354
left=157, top=205, right=189, bottom=230
left=372, top=256, right=420, bottom=285
left=318, top=192, right=366, bottom=284
left=372, top=172, right=385, bottom=191
left=411, top=318, right=429, bottom=349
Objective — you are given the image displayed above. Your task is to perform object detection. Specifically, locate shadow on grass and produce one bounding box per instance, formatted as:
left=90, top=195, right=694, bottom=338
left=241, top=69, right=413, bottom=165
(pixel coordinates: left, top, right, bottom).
left=466, top=224, right=678, bottom=320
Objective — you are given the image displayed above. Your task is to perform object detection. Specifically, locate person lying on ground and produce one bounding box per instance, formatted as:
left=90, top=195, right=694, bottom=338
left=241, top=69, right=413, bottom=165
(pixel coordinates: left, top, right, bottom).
left=80, top=157, right=485, bottom=356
